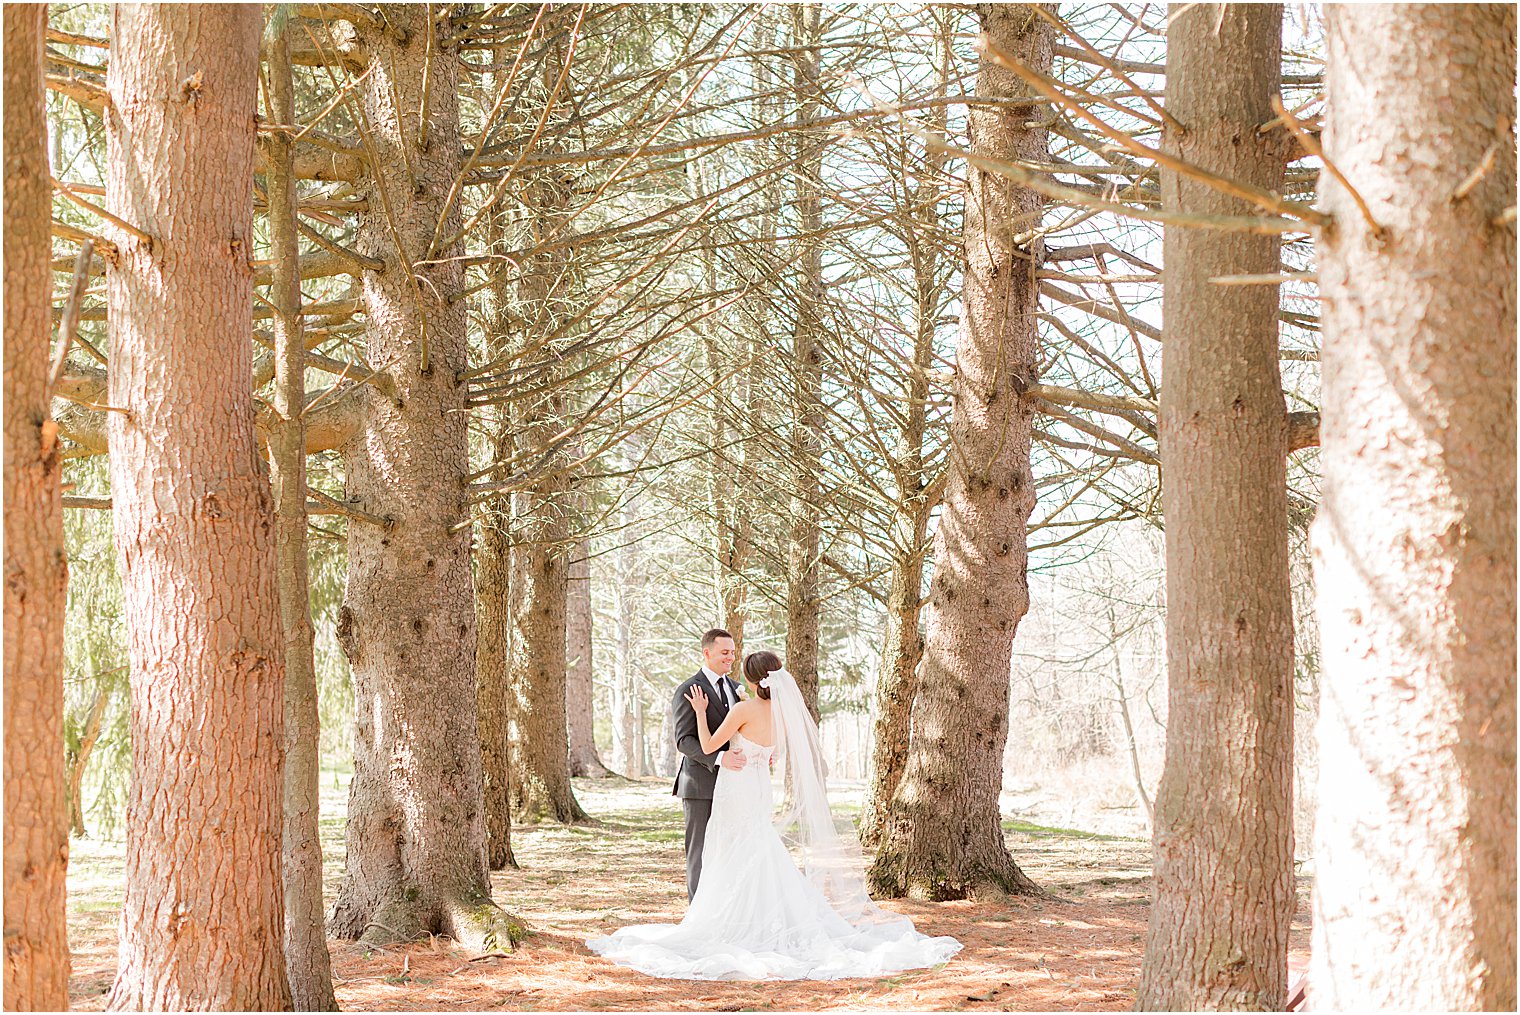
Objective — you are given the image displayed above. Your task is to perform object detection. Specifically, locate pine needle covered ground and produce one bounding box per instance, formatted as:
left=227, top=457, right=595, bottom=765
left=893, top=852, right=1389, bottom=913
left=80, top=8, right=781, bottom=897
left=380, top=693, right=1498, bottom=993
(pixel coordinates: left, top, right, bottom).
left=66, top=778, right=1310, bottom=1011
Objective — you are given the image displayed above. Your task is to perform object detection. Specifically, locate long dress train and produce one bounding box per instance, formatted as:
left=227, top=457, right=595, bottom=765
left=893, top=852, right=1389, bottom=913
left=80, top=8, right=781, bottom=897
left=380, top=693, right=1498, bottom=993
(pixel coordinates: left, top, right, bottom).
left=585, top=732, right=961, bottom=980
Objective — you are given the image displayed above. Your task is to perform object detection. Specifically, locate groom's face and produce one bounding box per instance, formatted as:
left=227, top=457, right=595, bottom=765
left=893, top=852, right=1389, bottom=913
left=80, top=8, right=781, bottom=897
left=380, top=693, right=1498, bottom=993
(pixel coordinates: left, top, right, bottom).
left=703, top=636, right=736, bottom=676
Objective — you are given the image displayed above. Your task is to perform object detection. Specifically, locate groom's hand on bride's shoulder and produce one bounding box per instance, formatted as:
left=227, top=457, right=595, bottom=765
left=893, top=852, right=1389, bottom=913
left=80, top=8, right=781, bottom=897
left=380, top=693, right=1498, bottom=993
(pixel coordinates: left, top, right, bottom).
left=720, top=748, right=747, bottom=771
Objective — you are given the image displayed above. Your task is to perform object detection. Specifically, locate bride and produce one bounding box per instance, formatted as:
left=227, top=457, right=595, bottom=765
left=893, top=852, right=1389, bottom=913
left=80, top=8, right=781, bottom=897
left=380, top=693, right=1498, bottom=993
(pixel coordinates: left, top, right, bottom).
left=586, top=650, right=961, bottom=981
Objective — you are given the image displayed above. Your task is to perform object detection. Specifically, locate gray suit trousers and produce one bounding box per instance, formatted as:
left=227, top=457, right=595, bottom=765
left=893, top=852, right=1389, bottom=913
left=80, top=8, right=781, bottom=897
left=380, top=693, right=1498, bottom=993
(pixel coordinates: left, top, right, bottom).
left=682, top=797, right=713, bottom=902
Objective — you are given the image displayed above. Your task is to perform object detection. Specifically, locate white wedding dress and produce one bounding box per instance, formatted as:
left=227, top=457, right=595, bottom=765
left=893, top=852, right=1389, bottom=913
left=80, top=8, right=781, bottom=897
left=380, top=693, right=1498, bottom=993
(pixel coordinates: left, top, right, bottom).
left=587, top=713, right=962, bottom=980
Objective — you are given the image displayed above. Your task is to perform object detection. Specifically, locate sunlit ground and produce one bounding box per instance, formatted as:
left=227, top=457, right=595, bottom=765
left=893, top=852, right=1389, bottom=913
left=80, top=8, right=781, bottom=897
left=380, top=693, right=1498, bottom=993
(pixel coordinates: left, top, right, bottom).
left=66, top=773, right=1310, bottom=1011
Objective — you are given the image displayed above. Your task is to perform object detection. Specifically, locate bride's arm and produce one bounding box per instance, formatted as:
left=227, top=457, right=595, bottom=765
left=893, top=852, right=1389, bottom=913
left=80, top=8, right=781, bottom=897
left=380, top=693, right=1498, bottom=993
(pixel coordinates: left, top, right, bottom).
left=684, top=688, right=748, bottom=755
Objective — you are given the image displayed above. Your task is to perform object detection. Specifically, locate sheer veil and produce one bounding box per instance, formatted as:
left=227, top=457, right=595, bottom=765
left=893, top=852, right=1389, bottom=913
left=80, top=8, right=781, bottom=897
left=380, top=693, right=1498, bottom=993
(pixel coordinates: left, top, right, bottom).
left=764, top=667, right=913, bottom=932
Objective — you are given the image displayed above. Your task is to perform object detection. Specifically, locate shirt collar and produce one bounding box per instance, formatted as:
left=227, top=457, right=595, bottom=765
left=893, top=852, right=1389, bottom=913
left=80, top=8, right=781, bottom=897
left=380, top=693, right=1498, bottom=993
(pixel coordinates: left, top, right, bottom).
left=700, top=665, right=726, bottom=687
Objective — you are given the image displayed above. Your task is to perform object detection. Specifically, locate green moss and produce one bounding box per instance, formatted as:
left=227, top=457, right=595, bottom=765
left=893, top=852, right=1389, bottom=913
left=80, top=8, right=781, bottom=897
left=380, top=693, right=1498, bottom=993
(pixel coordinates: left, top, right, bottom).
left=467, top=899, right=529, bottom=951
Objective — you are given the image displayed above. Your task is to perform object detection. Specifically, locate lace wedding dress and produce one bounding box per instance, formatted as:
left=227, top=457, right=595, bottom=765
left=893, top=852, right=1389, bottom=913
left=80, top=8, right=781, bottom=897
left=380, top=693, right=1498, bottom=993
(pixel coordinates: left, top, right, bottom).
left=587, top=675, right=961, bottom=981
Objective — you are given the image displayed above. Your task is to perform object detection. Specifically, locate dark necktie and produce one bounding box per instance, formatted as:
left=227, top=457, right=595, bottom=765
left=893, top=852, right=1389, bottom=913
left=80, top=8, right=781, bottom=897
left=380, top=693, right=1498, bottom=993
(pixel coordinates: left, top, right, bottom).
left=716, top=677, right=731, bottom=709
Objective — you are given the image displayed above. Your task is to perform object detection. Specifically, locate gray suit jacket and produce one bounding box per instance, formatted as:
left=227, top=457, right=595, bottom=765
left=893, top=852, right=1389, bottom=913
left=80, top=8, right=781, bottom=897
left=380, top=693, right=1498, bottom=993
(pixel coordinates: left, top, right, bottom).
left=671, top=669, right=734, bottom=800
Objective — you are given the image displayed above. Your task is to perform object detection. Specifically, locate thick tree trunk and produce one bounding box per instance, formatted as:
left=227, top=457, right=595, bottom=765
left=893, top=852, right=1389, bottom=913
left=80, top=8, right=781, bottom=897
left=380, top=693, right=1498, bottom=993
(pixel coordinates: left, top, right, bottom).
left=566, top=533, right=610, bottom=778
left=102, top=7, right=291, bottom=1007
left=785, top=2, right=825, bottom=720
left=1311, top=6, right=1516, bottom=1010
left=331, top=8, right=520, bottom=951
left=1136, top=6, right=1294, bottom=1010
left=868, top=2, right=1050, bottom=902
left=3, top=6, right=71, bottom=1007
left=262, top=17, right=339, bottom=1011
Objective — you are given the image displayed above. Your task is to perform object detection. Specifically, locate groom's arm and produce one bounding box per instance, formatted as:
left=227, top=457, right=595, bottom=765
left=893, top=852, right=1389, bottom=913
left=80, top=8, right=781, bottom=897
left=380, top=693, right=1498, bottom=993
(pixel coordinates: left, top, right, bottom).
left=672, top=683, right=719, bottom=772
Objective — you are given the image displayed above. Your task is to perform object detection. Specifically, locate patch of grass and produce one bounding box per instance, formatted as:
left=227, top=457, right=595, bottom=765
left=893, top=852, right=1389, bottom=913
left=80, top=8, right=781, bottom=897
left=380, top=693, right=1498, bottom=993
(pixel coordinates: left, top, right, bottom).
left=69, top=900, right=121, bottom=915
left=1001, top=818, right=1143, bottom=842
left=627, top=827, right=683, bottom=843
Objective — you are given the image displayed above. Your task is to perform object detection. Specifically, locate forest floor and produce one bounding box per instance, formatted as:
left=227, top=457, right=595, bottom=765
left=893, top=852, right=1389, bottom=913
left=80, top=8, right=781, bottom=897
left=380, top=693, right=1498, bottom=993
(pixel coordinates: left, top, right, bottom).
left=66, top=775, right=1312, bottom=1012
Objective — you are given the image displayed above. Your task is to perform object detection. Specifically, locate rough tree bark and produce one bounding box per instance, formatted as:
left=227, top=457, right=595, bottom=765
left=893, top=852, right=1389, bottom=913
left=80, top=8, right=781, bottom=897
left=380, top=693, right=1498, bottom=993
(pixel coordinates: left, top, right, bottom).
left=505, top=165, right=588, bottom=825
left=785, top=1, right=825, bottom=720
left=474, top=207, right=517, bottom=871
left=868, top=2, right=1050, bottom=901
left=860, top=544, right=927, bottom=850
left=1136, top=6, right=1294, bottom=1010
left=3, top=6, right=71, bottom=1007
left=474, top=491, right=517, bottom=868
left=330, top=8, right=521, bottom=949
left=102, top=6, right=291, bottom=1007
left=1310, top=5, right=1516, bottom=1009
left=498, top=24, right=590, bottom=821
left=262, top=13, right=339, bottom=1010
left=508, top=475, right=587, bottom=821
left=566, top=530, right=611, bottom=778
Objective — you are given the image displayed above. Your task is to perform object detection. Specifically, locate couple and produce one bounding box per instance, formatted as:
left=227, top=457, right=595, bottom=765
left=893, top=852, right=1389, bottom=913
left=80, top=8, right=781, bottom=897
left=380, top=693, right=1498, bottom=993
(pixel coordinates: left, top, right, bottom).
left=586, top=629, right=960, bottom=981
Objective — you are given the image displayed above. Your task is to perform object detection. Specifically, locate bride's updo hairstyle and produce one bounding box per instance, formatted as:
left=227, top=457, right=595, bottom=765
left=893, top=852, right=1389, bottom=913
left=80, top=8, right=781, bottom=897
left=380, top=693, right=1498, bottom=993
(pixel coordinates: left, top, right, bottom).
left=742, top=651, right=782, bottom=700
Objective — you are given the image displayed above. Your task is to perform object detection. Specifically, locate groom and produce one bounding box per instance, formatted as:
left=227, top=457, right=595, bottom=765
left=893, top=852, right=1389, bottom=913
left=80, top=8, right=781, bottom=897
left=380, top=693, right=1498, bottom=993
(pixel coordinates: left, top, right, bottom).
left=671, top=628, right=748, bottom=901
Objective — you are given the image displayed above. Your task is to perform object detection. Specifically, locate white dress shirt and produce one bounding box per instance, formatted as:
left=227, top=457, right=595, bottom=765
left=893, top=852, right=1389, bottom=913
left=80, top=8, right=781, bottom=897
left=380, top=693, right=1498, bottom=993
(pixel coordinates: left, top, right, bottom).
left=700, top=665, right=735, bottom=764
left=700, top=665, right=733, bottom=707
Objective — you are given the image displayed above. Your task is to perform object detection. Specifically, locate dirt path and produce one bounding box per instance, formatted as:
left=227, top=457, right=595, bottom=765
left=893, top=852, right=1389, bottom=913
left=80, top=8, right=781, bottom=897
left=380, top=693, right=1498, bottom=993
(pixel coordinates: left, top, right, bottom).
left=66, top=776, right=1310, bottom=1011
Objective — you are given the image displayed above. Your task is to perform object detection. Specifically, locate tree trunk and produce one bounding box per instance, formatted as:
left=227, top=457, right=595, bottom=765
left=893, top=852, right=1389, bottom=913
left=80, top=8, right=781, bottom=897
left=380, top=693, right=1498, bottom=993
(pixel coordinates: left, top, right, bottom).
left=785, top=1, right=825, bottom=720
left=691, top=153, right=748, bottom=649
left=262, top=15, right=340, bottom=1010
left=103, top=7, right=291, bottom=1007
left=860, top=538, right=927, bottom=848
left=1136, top=7, right=1294, bottom=1009
left=860, top=16, right=953, bottom=851
left=1113, top=661, right=1153, bottom=828
left=499, top=28, right=590, bottom=819
left=506, top=167, right=588, bottom=825
left=67, top=681, right=113, bottom=837
left=868, top=2, right=1050, bottom=902
left=611, top=530, right=647, bottom=779
left=331, top=8, right=521, bottom=951
left=654, top=699, right=679, bottom=779
left=509, top=476, right=587, bottom=821
left=1310, top=6, right=1516, bottom=1009
left=474, top=207, right=517, bottom=871
left=706, top=16, right=786, bottom=647
left=474, top=494, right=517, bottom=869
left=3, top=6, right=71, bottom=1007
left=566, top=533, right=610, bottom=778
left=703, top=324, right=752, bottom=648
